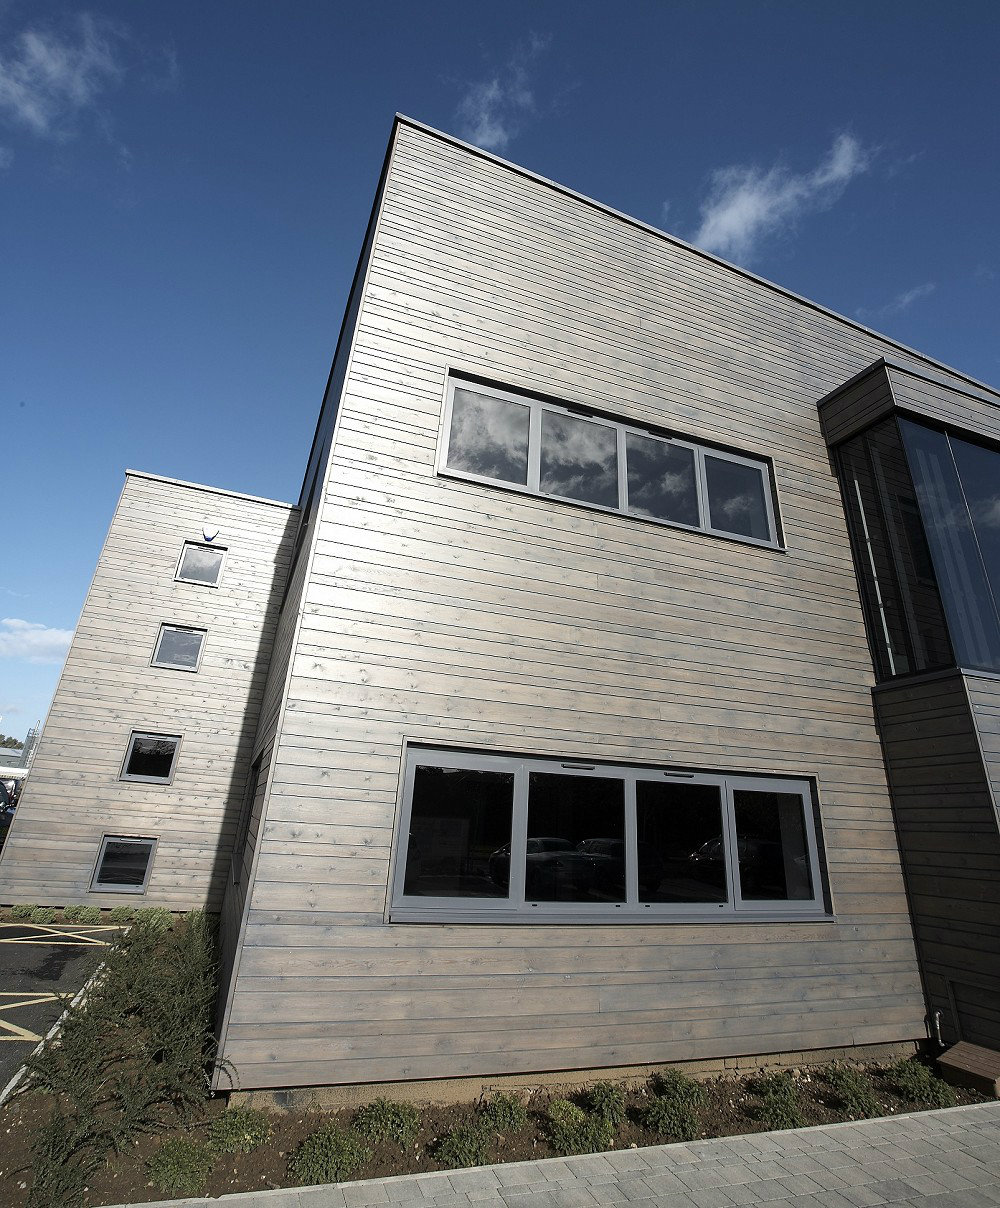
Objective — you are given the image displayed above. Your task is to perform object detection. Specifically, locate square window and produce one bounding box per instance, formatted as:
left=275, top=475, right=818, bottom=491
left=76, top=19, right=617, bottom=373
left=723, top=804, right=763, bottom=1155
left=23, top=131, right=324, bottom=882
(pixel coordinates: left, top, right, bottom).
left=446, top=386, right=531, bottom=485
left=151, top=624, right=206, bottom=672
left=120, top=732, right=181, bottom=783
left=91, top=836, right=156, bottom=893
left=175, top=542, right=226, bottom=586
left=704, top=454, right=773, bottom=541
left=540, top=410, right=619, bottom=508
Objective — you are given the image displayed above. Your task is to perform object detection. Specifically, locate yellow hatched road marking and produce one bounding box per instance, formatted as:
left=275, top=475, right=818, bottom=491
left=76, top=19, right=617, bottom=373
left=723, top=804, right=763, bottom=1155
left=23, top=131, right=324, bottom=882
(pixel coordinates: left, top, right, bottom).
left=0, top=991, right=60, bottom=1043
left=0, top=923, right=116, bottom=946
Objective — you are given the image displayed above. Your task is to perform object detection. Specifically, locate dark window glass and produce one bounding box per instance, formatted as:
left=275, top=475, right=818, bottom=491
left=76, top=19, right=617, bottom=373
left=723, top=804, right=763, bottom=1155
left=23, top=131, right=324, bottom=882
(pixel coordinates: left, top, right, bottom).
left=733, top=790, right=813, bottom=901
left=539, top=412, right=619, bottom=508
left=949, top=435, right=1000, bottom=631
left=95, top=839, right=153, bottom=888
left=154, top=626, right=205, bottom=670
left=900, top=420, right=1000, bottom=672
left=178, top=543, right=224, bottom=585
left=403, top=765, right=514, bottom=898
left=636, top=781, right=727, bottom=903
left=704, top=455, right=771, bottom=540
left=525, top=773, right=625, bottom=902
left=625, top=434, right=699, bottom=526
left=837, top=422, right=953, bottom=680
left=123, top=735, right=178, bottom=781
left=447, top=388, right=530, bottom=484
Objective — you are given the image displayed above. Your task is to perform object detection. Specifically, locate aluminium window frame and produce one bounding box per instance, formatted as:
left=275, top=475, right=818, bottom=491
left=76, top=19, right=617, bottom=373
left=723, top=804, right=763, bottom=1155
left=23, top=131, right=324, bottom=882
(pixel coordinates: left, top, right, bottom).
left=150, top=622, right=208, bottom=673
left=437, top=376, right=781, bottom=550
left=174, top=540, right=228, bottom=588
left=89, top=834, right=157, bottom=895
left=118, top=730, right=182, bottom=785
left=389, top=747, right=828, bottom=924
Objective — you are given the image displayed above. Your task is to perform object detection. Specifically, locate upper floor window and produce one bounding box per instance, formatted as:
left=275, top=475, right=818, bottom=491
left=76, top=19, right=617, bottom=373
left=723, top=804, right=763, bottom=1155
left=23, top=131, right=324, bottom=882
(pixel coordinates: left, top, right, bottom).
left=119, top=732, right=181, bottom=784
left=439, top=377, right=780, bottom=548
left=391, top=748, right=826, bottom=923
left=151, top=624, right=207, bottom=672
left=175, top=541, right=226, bottom=587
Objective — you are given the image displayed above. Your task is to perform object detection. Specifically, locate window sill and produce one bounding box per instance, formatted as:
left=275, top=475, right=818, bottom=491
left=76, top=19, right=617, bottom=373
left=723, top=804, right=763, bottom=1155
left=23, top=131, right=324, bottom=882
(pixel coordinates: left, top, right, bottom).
left=389, top=907, right=834, bottom=926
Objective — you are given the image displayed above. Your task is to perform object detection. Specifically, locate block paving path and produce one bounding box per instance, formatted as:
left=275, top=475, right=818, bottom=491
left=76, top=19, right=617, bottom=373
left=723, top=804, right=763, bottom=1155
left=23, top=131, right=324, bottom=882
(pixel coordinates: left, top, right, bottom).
left=120, top=1099, right=1000, bottom=1208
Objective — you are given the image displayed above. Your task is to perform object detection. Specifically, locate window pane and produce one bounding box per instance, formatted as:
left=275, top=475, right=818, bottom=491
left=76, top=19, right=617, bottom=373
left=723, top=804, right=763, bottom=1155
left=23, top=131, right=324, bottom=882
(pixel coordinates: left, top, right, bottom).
left=626, top=434, right=699, bottom=526
left=636, top=781, right=726, bottom=903
left=949, top=435, right=1000, bottom=628
left=540, top=412, right=619, bottom=508
left=96, top=839, right=153, bottom=888
left=526, top=773, right=625, bottom=902
left=705, top=455, right=771, bottom=540
left=403, top=765, right=514, bottom=898
left=178, top=544, right=224, bottom=585
left=155, top=626, right=204, bottom=669
left=900, top=420, right=1000, bottom=672
left=447, top=388, right=530, bottom=484
left=125, top=735, right=178, bottom=780
left=733, top=789, right=813, bottom=901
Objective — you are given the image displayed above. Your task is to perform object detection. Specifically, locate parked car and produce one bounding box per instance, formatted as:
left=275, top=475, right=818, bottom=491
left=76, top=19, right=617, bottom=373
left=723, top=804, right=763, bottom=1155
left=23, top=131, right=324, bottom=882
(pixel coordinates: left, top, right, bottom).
left=0, top=780, right=14, bottom=850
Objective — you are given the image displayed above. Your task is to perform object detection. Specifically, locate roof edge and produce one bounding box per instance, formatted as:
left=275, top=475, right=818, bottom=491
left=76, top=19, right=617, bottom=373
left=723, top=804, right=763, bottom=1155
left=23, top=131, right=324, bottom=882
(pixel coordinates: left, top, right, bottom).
left=124, top=469, right=297, bottom=509
left=393, top=115, right=999, bottom=408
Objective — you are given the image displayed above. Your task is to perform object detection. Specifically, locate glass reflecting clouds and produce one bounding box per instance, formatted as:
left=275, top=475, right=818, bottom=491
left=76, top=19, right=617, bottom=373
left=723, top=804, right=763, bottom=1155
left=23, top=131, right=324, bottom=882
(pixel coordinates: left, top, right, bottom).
left=446, top=388, right=530, bottom=484
left=540, top=412, right=619, bottom=508
left=178, top=544, right=224, bottom=585
left=154, top=626, right=205, bottom=670
left=626, top=434, right=699, bottom=526
left=705, top=456, right=770, bottom=539
left=123, top=734, right=179, bottom=780
left=950, top=435, right=1000, bottom=612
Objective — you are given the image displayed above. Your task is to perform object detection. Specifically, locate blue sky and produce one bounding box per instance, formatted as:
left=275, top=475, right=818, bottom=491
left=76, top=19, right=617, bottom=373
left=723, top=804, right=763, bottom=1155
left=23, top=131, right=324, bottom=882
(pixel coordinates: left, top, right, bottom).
left=1, top=0, right=998, bottom=735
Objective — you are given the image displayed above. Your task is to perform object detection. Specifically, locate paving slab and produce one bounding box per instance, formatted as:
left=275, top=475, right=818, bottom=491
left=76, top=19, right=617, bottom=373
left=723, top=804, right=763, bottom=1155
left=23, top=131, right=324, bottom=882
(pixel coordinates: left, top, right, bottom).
left=109, top=1101, right=1000, bottom=1208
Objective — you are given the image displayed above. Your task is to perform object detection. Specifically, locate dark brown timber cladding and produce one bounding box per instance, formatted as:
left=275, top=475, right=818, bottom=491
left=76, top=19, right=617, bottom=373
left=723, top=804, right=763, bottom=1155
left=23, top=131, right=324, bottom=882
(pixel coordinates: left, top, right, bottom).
left=874, top=672, right=1000, bottom=1049
left=212, top=121, right=1000, bottom=1089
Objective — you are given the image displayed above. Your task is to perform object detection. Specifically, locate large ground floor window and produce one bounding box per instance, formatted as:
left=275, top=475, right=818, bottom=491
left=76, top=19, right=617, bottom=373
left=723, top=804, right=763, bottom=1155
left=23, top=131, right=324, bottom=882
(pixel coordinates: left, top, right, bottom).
left=391, top=749, right=827, bottom=922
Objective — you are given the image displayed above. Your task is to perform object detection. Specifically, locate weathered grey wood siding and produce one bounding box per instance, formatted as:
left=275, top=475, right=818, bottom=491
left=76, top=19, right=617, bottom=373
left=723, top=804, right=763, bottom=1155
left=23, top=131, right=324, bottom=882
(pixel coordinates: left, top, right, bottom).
left=212, top=120, right=1000, bottom=1089
left=0, top=473, right=297, bottom=911
left=817, top=363, right=896, bottom=448
left=874, top=672, right=1000, bottom=1048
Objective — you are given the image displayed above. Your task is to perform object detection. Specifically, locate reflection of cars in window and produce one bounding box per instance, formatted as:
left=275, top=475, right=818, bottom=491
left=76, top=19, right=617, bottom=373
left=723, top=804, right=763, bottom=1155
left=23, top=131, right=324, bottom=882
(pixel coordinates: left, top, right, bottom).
left=576, top=838, right=662, bottom=895
left=0, top=781, right=14, bottom=850
left=489, top=837, right=662, bottom=897
left=688, top=835, right=783, bottom=894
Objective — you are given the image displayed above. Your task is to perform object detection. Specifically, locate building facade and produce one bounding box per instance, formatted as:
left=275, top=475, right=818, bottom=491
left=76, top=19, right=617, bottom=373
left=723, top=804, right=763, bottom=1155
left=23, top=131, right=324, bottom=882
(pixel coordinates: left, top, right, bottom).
left=2, top=117, right=998, bottom=1089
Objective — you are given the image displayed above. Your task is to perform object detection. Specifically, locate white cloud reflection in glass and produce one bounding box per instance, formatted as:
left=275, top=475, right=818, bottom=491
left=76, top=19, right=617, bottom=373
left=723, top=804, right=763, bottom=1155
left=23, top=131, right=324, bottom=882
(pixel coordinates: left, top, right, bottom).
left=447, top=388, right=530, bottom=484
left=540, top=411, right=618, bottom=507
left=626, top=433, right=699, bottom=526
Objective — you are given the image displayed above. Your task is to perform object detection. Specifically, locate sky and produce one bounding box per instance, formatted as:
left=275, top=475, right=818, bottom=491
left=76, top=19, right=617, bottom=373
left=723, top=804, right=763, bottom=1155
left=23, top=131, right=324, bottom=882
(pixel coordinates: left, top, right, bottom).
left=1, top=0, right=998, bottom=736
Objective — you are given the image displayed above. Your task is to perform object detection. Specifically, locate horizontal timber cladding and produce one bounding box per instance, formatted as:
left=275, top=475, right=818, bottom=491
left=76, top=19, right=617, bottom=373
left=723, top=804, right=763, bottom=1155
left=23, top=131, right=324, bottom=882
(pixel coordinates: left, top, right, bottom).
left=212, top=119, right=1000, bottom=1089
left=0, top=473, right=298, bottom=911
left=874, top=671, right=1000, bottom=1049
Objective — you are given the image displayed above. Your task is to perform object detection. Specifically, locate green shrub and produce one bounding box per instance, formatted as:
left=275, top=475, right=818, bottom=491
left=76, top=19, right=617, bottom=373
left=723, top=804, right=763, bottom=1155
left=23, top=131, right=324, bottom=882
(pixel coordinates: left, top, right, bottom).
left=353, top=1098, right=421, bottom=1149
left=75, top=905, right=102, bottom=923
left=135, top=905, right=173, bottom=930
left=147, top=1136, right=214, bottom=1197
left=823, top=1064, right=879, bottom=1119
left=11, top=903, right=36, bottom=919
left=433, top=1119, right=492, bottom=1169
left=545, top=1098, right=614, bottom=1156
left=209, top=1105, right=273, bottom=1153
left=26, top=1110, right=100, bottom=1208
left=587, top=1080, right=626, bottom=1127
left=29, top=906, right=57, bottom=924
left=480, top=1091, right=528, bottom=1133
left=108, top=905, right=136, bottom=924
left=748, top=1071, right=805, bottom=1130
left=886, top=1059, right=957, bottom=1108
left=62, top=904, right=82, bottom=921
left=650, top=1069, right=704, bottom=1106
left=289, top=1124, right=370, bottom=1185
left=639, top=1070, right=704, bottom=1141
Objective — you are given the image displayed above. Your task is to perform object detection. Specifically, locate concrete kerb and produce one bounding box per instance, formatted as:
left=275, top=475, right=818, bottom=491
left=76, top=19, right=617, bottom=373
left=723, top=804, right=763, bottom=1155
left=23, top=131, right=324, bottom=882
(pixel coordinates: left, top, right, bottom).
left=104, top=1100, right=1000, bottom=1208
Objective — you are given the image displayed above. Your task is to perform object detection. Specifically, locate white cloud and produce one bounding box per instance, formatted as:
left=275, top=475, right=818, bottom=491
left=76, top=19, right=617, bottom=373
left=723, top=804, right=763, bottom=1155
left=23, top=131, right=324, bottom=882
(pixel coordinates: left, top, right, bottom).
left=0, top=618, right=74, bottom=664
left=0, top=13, right=123, bottom=140
left=454, top=34, right=549, bottom=152
left=857, top=282, right=936, bottom=322
left=690, top=134, right=873, bottom=264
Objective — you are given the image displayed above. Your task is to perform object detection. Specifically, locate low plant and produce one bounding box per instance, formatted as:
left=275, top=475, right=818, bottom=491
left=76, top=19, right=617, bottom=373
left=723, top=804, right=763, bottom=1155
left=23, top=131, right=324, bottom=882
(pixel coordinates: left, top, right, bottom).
left=587, top=1080, right=626, bottom=1127
left=639, top=1069, right=705, bottom=1141
left=135, top=905, right=173, bottom=930
left=11, top=903, right=36, bottom=919
left=289, top=1124, right=371, bottom=1185
left=434, top=1119, right=492, bottom=1169
left=209, top=1105, right=273, bottom=1153
left=29, top=906, right=56, bottom=924
left=75, top=905, right=103, bottom=923
left=823, top=1064, right=880, bottom=1119
left=353, top=1097, right=421, bottom=1149
left=62, top=904, right=82, bottom=921
left=108, top=905, right=136, bottom=924
left=545, top=1098, right=614, bottom=1156
left=481, top=1091, right=528, bottom=1133
left=748, top=1071, right=805, bottom=1130
left=886, top=1059, right=957, bottom=1108
left=147, top=1136, right=215, bottom=1196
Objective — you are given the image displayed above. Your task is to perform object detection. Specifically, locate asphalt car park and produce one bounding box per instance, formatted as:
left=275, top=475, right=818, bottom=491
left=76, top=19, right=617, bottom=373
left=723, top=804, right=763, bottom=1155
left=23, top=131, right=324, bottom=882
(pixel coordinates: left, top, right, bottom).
left=0, top=921, right=115, bottom=1091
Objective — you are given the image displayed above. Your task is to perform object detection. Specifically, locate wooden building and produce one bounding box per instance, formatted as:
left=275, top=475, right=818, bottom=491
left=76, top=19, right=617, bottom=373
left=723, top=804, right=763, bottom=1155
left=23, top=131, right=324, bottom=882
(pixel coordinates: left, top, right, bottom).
left=2, top=117, right=998, bottom=1089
